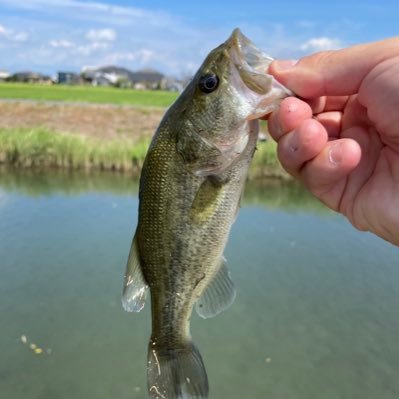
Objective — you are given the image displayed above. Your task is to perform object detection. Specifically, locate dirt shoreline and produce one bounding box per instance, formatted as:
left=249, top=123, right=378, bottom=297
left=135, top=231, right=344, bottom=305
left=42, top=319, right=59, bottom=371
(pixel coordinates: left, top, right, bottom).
left=0, top=100, right=289, bottom=179
left=0, top=101, right=166, bottom=141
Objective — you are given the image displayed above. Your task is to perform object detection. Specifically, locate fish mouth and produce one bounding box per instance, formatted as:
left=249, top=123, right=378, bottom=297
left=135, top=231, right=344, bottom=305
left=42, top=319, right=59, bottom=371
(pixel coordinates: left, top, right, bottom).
left=227, top=28, right=293, bottom=117
left=229, top=28, right=274, bottom=74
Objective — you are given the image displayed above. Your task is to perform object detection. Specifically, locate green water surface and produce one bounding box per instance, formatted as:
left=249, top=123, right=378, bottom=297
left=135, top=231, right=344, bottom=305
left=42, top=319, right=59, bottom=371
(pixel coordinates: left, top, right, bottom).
left=0, top=170, right=398, bottom=399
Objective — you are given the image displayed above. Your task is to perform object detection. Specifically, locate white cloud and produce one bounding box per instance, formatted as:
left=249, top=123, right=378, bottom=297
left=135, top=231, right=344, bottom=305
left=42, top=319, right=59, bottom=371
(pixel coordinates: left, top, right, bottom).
left=137, top=49, right=154, bottom=64
left=49, top=39, right=74, bottom=48
left=13, top=32, right=28, bottom=42
left=86, top=28, right=116, bottom=42
left=296, top=20, right=317, bottom=29
left=48, top=38, right=110, bottom=56
left=0, top=0, right=353, bottom=75
left=0, top=0, right=176, bottom=27
left=300, top=37, right=342, bottom=52
left=101, top=48, right=155, bottom=65
left=0, top=23, right=28, bottom=42
left=76, top=41, right=109, bottom=56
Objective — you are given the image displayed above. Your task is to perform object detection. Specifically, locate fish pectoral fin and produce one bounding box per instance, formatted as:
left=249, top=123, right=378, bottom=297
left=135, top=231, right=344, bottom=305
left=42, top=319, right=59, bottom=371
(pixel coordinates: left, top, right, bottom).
left=122, top=234, right=148, bottom=312
left=195, top=258, right=236, bottom=319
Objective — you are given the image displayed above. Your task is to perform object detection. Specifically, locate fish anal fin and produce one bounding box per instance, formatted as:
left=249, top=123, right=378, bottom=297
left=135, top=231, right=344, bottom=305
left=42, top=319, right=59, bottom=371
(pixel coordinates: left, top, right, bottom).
left=196, top=258, right=236, bottom=319
left=122, top=234, right=148, bottom=312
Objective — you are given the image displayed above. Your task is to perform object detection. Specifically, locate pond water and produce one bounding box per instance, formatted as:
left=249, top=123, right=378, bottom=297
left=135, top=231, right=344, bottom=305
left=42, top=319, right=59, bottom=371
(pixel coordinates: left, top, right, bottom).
left=0, top=169, right=398, bottom=399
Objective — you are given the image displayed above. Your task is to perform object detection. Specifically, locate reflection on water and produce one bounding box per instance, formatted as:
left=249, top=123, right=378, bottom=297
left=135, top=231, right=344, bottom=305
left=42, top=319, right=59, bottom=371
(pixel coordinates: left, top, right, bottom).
left=0, top=169, right=398, bottom=399
left=0, top=167, right=325, bottom=211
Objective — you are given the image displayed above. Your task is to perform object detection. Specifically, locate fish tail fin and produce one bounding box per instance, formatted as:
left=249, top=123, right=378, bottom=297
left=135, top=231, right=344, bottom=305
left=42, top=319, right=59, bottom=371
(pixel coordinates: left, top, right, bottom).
left=147, top=338, right=209, bottom=399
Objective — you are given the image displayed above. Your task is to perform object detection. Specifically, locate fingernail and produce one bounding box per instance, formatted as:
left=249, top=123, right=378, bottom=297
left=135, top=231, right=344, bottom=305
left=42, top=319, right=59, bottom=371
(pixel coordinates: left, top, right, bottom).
left=273, top=59, right=298, bottom=72
left=329, top=143, right=343, bottom=164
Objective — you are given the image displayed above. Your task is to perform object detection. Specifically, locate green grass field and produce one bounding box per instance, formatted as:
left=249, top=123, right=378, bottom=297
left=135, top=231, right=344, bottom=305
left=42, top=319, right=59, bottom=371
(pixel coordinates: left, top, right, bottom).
left=0, top=82, right=178, bottom=107
left=0, top=83, right=287, bottom=178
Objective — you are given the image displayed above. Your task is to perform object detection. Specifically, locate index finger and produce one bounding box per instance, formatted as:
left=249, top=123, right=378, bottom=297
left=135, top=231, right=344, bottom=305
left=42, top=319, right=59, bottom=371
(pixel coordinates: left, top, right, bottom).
left=269, top=37, right=399, bottom=98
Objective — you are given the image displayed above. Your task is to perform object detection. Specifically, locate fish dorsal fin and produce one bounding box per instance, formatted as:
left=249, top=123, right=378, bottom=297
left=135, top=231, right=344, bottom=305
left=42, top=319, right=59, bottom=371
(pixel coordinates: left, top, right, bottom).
left=122, top=234, right=148, bottom=312
left=196, top=258, right=236, bottom=319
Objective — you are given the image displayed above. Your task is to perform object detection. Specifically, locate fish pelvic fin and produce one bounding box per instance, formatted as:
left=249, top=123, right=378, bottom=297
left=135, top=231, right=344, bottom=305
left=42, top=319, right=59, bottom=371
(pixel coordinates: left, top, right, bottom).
left=196, top=257, right=236, bottom=319
left=147, top=339, right=209, bottom=399
left=122, top=233, right=148, bottom=312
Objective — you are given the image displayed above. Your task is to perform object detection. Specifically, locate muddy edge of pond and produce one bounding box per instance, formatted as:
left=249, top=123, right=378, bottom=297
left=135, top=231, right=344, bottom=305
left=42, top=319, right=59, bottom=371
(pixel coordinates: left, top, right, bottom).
left=0, top=101, right=288, bottom=179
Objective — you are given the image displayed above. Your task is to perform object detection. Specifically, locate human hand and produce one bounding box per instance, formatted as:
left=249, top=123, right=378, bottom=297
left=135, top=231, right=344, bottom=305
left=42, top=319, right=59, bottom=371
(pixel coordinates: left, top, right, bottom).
left=266, top=38, right=399, bottom=246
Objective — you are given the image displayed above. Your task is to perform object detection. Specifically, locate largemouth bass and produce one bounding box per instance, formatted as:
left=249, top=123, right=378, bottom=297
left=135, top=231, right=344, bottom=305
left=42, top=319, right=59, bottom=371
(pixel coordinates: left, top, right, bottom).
left=122, top=28, right=291, bottom=399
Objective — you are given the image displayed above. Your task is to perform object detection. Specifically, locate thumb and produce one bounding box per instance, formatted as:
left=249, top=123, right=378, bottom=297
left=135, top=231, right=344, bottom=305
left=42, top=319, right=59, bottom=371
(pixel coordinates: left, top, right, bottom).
left=269, top=37, right=399, bottom=98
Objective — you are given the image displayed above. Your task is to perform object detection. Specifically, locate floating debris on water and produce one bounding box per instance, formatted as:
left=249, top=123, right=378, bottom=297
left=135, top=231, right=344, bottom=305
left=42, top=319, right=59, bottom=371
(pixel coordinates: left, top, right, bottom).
left=20, top=334, right=52, bottom=356
left=265, top=357, right=272, bottom=363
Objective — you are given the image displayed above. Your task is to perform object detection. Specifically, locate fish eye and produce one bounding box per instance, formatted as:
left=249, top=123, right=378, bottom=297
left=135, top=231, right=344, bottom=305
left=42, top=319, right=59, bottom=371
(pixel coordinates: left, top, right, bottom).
left=198, top=74, right=219, bottom=93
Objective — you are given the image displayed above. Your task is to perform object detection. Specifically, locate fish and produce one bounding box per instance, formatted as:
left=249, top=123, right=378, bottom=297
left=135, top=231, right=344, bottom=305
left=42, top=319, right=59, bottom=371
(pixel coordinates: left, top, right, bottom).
left=122, top=28, right=292, bottom=399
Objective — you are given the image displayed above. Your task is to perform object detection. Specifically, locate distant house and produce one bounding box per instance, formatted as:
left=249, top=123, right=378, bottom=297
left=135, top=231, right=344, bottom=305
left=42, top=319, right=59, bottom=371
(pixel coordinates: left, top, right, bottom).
left=82, top=66, right=133, bottom=87
left=57, top=71, right=82, bottom=85
left=131, top=69, right=165, bottom=90
left=80, top=65, right=166, bottom=90
left=0, top=70, right=10, bottom=81
left=96, top=66, right=132, bottom=81
left=7, top=71, right=53, bottom=84
left=80, top=67, right=97, bottom=84
left=161, top=76, right=184, bottom=92
left=92, top=73, right=118, bottom=86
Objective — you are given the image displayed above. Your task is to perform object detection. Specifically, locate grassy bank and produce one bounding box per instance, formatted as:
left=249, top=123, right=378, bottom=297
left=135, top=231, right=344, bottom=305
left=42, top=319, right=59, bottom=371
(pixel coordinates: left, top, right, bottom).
left=0, top=127, right=286, bottom=178
left=0, top=83, right=178, bottom=107
left=0, top=128, right=149, bottom=172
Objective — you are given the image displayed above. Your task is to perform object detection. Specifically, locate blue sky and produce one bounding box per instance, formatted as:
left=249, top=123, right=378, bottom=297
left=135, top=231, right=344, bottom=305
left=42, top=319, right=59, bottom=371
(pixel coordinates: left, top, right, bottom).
left=0, top=0, right=398, bottom=77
